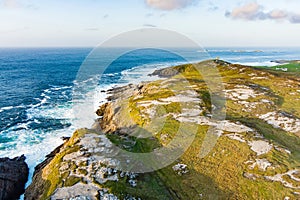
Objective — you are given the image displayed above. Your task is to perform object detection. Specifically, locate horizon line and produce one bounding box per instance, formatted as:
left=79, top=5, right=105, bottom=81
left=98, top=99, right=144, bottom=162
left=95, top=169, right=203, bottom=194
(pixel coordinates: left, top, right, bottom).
left=1, top=46, right=300, bottom=48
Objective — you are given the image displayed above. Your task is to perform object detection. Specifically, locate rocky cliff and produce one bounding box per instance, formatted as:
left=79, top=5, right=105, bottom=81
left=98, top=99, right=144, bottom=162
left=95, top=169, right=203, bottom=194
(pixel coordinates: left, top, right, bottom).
left=0, top=155, right=29, bottom=200
left=25, top=60, right=300, bottom=199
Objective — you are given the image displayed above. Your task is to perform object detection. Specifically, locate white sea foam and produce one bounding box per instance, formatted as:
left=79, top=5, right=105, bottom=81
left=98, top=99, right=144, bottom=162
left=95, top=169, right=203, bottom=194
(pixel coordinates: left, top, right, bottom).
left=26, top=103, right=74, bottom=120
left=236, top=61, right=278, bottom=67
left=0, top=105, right=26, bottom=113
left=0, top=83, right=79, bottom=192
left=1, top=125, right=76, bottom=189
left=50, top=85, right=72, bottom=91
left=0, top=101, right=77, bottom=191
left=31, top=97, right=48, bottom=108
left=0, top=106, right=14, bottom=111
left=102, top=72, right=119, bottom=77
left=72, top=62, right=175, bottom=130
left=15, top=122, right=30, bottom=130
left=119, top=62, right=181, bottom=83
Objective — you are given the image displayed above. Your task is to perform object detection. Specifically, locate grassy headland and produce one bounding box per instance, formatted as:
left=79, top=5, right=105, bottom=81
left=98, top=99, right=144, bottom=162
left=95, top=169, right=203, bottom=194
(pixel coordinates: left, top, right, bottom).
left=25, top=59, right=300, bottom=200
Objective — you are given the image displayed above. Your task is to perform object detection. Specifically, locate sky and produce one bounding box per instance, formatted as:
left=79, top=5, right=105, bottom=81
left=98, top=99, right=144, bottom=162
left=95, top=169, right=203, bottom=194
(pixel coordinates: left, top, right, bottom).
left=0, top=0, right=300, bottom=47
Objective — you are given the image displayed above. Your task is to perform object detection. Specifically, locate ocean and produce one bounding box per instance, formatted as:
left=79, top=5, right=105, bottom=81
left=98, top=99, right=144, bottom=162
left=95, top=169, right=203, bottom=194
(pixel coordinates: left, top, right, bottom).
left=0, top=47, right=300, bottom=186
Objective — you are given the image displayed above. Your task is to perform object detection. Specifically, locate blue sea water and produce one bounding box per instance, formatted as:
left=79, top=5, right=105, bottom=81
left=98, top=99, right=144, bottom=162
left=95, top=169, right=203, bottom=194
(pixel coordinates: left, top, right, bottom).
left=0, top=47, right=300, bottom=185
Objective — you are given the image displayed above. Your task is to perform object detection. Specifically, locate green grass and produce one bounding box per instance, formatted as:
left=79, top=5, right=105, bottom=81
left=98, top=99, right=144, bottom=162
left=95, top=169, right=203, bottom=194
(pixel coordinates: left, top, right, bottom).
left=257, top=63, right=300, bottom=73
left=252, top=63, right=300, bottom=80
left=107, top=133, right=161, bottom=153
left=104, top=172, right=173, bottom=200
left=155, top=102, right=182, bottom=117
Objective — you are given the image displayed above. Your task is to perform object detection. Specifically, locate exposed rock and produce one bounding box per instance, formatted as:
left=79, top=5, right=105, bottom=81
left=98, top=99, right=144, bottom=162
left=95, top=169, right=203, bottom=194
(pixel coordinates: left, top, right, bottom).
left=96, top=102, right=109, bottom=117
left=258, top=111, right=300, bottom=134
left=150, top=67, right=179, bottom=78
left=96, top=102, right=117, bottom=133
left=0, top=155, right=29, bottom=200
left=213, top=59, right=231, bottom=66
left=248, top=140, right=272, bottom=155
left=99, top=189, right=119, bottom=200
left=172, top=163, right=189, bottom=176
left=106, top=84, right=137, bottom=101
left=265, top=170, right=300, bottom=189
left=225, top=133, right=246, bottom=143
left=225, top=85, right=264, bottom=101
left=248, top=159, right=272, bottom=171
left=50, top=183, right=100, bottom=200
left=243, top=172, right=258, bottom=180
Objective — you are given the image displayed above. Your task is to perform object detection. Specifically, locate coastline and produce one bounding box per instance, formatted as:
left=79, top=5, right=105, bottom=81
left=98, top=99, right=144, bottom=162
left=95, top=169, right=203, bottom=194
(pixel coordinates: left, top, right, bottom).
left=2, top=47, right=300, bottom=184
left=23, top=59, right=300, bottom=199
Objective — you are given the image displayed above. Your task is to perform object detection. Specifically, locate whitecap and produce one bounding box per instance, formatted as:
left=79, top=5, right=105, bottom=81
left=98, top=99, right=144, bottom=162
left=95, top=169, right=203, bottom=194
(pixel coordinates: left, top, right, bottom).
left=15, top=122, right=30, bottom=130
left=102, top=72, right=119, bottom=77
left=0, top=105, right=26, bottom=113
left=0, top=106, right=14, bottom=112
left=48, top=85, right=72, bottom=91
left=33, top=119, right=41, bottom=124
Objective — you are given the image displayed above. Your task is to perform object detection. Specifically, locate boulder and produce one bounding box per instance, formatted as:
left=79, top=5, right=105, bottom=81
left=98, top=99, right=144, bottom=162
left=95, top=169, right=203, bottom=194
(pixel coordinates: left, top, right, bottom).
left=0, top=155, right=29, bottom=200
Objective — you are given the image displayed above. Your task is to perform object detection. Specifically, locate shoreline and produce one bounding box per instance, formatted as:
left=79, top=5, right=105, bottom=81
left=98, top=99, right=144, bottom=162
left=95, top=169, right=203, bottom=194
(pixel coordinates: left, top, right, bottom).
left=23, top=59, right=300, bottom=199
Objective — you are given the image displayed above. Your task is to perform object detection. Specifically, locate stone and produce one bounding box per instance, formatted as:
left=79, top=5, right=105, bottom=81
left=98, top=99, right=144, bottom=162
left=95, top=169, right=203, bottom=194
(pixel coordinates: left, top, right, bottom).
left=0, top=155, right=29, bottom=200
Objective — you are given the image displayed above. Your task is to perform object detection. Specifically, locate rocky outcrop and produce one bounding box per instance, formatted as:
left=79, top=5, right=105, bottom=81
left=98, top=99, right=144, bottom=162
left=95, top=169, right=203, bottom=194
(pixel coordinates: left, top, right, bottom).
left=0, top=155, right=29, bottom=200
left=150, top=66, right=179, bottom=77
left=96, top=102, right=117, bottom=133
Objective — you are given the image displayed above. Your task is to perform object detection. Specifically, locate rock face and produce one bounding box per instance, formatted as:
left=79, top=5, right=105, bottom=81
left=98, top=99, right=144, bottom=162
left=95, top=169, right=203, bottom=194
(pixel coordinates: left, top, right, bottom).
left=0, top=155, right=29, bottom=200
left=150, top=66, right=179, bottom=77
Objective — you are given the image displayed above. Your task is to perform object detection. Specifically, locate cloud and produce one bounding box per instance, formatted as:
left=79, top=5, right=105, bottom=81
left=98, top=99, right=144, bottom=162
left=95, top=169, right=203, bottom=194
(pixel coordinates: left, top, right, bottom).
left=143, top=24, right=157, bottom=27
left=85, top=28, right=99, bottom=31
left=226, top=2, right=300, bottom=24
left=2, top=0, right=38, bottom=9
left=145, top=0, right=198, bottom=11
left=160, top=13, right=167, bottom=17
left=269, top=10, right=288, bottom=19
left=145, top=13, right=154, bottom=17
left=208, top=5, right=218, bottom=11
left=289, top=14, right=300, bottom=23
left=207, top=1, right=218, bottom=12
left=2, top=0, right=20, bottom=8
left=227, top=2, right=261, bottom=20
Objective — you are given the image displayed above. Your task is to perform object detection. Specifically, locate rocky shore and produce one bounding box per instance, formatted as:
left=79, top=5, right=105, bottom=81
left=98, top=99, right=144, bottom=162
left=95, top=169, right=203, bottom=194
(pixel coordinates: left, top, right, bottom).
left=24, top=60, right=300, bottom=199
